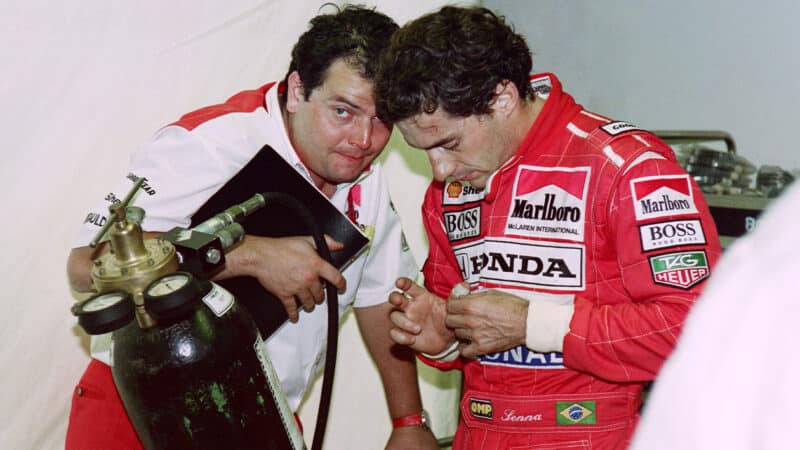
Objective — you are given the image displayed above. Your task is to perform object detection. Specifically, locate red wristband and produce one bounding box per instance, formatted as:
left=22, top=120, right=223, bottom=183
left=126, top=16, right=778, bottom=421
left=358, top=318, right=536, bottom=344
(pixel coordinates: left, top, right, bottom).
left=392, top=412, right=423, bottom=428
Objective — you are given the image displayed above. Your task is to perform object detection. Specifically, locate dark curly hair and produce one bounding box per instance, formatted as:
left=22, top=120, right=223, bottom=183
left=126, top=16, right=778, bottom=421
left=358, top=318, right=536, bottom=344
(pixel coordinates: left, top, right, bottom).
left=281, top=4, right=398, bottom=100
left=375, top=6, right=533, bottom=123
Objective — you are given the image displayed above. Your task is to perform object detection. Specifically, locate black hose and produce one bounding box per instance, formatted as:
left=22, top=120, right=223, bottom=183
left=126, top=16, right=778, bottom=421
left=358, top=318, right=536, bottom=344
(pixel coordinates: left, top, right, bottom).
left=260, top=192, right=338, bottom=450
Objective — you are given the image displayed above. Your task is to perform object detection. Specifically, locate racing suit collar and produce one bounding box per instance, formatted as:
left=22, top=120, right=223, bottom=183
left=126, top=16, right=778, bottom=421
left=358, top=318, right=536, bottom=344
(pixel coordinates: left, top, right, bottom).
left=483, top=72, right=575, bottom=203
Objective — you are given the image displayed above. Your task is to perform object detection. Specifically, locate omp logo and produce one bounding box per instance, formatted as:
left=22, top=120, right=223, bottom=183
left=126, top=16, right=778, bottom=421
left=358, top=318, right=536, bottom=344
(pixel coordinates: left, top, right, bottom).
left=639, top=219, right=706, bottom=252
left=649, top=250, right=710, bottom=289
left=505, top=166, right=590, bottom=241
left=600, top=121, right=641, bottom=136
left=454, top=238, right=584, bottom=290
left=631, top=175, right=698, bottom=220
left=556, top=401, right=596, bottom=425
left=469, top=398, right=493, bottom=420
left=444, top=206, right=480, bottom=242
left=481, top=346, right=564, bottom=369
left=443, top=180, right=485, bottom=205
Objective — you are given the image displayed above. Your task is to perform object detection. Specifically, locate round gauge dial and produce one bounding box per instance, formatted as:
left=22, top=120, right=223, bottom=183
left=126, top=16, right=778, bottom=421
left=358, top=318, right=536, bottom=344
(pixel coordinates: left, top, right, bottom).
left=147, top=273, right=191, bottom=297
left=83, top=291, right=128, bottom=312
left=144, top=271, right=210, bottom=321
left=71, top=290, right=135, bottom=335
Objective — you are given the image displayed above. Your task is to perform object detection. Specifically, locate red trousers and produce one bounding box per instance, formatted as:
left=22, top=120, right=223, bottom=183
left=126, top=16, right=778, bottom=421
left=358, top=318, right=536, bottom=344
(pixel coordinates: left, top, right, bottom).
left=65, top=359, right=142, bottom=450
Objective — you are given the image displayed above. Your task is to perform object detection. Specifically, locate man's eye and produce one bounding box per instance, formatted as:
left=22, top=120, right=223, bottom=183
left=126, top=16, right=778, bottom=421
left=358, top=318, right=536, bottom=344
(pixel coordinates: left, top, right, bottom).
left=335, top=108, right=350, bottom=118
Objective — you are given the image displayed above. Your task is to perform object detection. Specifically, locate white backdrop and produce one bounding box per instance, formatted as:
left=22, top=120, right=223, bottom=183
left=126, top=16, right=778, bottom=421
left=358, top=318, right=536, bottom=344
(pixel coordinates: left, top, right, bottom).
left=0, top=1, right=467, bottom=448
left=487, top=0, right=800, bottom=171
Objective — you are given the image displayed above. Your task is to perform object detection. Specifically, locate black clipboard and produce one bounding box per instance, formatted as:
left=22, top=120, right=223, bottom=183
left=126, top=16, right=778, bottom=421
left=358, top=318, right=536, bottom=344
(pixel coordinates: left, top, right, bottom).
left=190, top=145, right=368, bottom=336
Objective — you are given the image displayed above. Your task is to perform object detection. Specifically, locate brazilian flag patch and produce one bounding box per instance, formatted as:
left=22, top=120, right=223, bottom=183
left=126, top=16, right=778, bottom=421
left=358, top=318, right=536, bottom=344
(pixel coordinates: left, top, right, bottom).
left=556, top=401, right=596, bottom=425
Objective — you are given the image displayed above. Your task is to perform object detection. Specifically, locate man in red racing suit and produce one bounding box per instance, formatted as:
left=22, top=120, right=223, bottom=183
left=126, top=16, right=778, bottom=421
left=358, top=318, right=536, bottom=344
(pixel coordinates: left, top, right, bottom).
left=420, top=72, right=720, bottom=449
left=375, top=6, right=721, bottom=449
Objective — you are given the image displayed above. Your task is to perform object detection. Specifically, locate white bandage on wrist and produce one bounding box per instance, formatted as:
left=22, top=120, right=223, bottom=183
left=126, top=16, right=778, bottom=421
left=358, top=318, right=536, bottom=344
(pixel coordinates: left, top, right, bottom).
left=525, top=299, right=574, bottom=353
left=421, top=340, right=460, bottom=361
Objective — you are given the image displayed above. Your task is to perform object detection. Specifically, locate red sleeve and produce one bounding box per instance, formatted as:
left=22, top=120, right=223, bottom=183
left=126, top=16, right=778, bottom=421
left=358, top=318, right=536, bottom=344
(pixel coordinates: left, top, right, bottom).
left=418, top=183, right=466, bottom=371
left=563, top=156, right=722, bottom=382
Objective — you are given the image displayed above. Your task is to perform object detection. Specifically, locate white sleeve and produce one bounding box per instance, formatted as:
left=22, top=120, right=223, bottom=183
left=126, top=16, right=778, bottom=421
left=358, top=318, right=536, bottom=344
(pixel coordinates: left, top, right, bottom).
left=351, top=165, right=418, bottom=308
left=72, top=125, right=253, bottom=247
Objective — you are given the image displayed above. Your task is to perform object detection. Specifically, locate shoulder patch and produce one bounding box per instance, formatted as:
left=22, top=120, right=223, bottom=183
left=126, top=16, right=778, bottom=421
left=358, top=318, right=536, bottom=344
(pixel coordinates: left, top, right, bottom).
left=631, top=174, right=698, bottom=220
left=600, top=121, right=642, bottom=136
left=649, top=250, right=710, bottom=289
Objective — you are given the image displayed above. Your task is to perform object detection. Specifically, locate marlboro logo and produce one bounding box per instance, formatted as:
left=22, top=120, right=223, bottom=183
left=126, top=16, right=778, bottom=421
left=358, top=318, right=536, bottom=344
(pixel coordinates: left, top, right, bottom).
left=649, top=250, right=710, bottom=289
left=631, top=175, right=698, bottom=221
left=505, top=165, right=590, bottom=241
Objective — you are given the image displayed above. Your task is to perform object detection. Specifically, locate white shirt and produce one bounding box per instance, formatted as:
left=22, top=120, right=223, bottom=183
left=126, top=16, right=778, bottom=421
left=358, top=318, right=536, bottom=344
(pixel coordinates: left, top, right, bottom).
left=75, top=83, right=417, bottom=409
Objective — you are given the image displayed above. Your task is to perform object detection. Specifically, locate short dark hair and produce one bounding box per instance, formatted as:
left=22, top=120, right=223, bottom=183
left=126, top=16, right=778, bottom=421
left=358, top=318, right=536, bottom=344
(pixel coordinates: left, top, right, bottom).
left=282, top=4, right=398, bottom=100
left=375, top=6, right=533, bottom=123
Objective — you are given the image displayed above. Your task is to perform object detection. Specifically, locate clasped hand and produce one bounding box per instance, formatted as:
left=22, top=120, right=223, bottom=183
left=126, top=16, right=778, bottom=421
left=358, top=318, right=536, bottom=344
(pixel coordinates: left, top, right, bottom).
left=388, top=278, right=528, bottom=359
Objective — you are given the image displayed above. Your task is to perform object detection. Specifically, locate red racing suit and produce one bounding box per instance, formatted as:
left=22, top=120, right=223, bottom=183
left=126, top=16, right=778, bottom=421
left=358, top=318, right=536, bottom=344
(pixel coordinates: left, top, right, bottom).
left=420, top=73, right=721, bottom=449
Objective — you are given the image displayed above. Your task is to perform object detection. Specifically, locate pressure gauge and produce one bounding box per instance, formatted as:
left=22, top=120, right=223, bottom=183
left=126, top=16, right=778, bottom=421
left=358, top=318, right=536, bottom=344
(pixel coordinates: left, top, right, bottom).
left=144, top=271, right=211, bottom=321
left=72, top=290, right=135, bottom=335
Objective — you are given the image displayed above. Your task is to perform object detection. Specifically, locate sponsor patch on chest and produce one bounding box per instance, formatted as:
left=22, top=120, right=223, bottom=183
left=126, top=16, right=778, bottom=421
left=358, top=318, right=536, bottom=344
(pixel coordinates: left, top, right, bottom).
left=505, top=165, right=590, bottom=241
left=649, top=250, right=710, bottom=289
left=442, top=180, right=485, bottom=205
left=631, top=175, right=698, bottom=221
left=444, top=206, right=481, bottom=242
left=454, top=238, right=584, bottom=290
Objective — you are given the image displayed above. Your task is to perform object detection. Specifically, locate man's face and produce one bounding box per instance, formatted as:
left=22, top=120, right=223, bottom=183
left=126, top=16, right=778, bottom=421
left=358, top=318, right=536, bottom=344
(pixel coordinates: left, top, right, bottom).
left=396, top=109, right=516, bottom=190
left=285, top=59, right=391, bottom=190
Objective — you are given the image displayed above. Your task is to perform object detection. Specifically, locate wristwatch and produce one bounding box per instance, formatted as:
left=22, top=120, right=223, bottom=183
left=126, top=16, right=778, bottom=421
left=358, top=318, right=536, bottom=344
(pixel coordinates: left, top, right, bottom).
left=392, top=409, right=431, bottom=431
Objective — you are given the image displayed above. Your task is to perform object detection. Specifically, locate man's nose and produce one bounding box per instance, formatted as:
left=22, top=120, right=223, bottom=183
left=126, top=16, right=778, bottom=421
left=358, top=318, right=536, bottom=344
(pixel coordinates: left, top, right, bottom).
left=428, top=148, right=455, bottom=182
left=348, top=118, right=372, bottom=150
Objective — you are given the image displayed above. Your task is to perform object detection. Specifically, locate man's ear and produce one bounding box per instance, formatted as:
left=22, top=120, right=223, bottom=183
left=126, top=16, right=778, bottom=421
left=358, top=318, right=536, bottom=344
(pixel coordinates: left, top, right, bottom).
left=490, top=80, right=519, bottom=117
left=285, top=71, right=304, bottom=113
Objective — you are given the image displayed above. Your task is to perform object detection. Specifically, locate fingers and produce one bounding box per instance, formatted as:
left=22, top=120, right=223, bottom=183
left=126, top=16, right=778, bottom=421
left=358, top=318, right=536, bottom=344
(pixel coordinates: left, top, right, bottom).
left=389, top=327, right=417, bottom=346
left=322, top=235, right=344, bottom=251
left=304, top=235, right=345, bottom=252
left=317, top=260, right=346, bottom=291
left=389, top=309, right=422, bottom=334
left=279, top=295, right=300, bottom=323
left=388, top=290, right=409, bottom=308
left=394, top=277, right=429, bottom=301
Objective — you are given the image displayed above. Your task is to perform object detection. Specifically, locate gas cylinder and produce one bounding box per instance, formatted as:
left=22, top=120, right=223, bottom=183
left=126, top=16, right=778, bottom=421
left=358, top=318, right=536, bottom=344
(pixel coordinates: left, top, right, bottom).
left=72, top=180, right=305, bottom=450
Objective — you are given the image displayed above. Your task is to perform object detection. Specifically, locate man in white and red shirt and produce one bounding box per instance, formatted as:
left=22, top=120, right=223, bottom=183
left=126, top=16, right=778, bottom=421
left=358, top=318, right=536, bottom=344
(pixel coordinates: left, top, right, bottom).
left=65, top=6, right=437, bottom=450
left=376, top=6, right=721, bottom=449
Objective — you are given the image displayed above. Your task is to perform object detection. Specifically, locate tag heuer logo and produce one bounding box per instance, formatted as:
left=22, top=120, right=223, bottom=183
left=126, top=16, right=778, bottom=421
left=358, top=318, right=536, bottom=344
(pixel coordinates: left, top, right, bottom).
left=556, top=401, right=596, bottom=425
left=650, top=250, right=710, bottom=289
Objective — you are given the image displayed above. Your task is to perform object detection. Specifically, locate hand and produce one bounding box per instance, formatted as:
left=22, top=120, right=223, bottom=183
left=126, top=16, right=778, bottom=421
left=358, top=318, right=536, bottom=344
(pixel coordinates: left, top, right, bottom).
left=218, top=234, right=346, bottom=322
left=445, top=290, right=528, bottom=359
left=386, top=426, right=438, bottom=450
left=387, top=277, right=455, bottom=355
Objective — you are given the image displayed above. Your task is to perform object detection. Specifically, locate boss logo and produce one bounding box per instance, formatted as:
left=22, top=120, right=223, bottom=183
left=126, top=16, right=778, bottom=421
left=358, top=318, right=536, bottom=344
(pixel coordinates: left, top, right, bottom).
left=639, top=219, right=706, bottom=251
left=469, top=398, right=493, bottom=420
left=444, top=206, right=480, bottom=242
